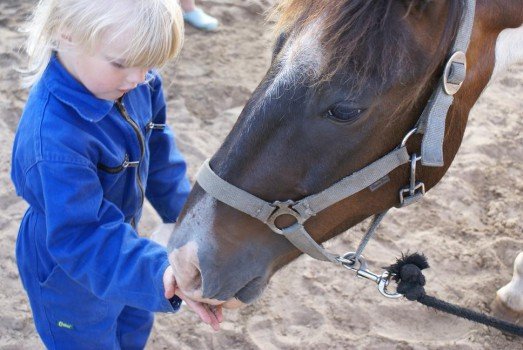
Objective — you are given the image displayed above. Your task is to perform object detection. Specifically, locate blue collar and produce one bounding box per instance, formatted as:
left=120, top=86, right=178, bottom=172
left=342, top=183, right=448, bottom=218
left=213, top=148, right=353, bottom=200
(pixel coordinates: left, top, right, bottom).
left=42, top=54, right=115, bottom=123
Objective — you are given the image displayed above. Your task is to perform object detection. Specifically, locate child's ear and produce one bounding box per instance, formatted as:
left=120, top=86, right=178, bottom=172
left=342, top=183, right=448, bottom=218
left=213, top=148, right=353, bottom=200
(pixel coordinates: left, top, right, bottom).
left=60, top=33, right=72, bottom=42
left=55, top=31, right=74, bottom=50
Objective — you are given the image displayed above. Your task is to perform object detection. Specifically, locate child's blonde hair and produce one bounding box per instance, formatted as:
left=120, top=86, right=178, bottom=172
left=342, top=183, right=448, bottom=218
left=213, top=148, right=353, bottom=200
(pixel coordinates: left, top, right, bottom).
left=22, top=0, right=184, bottom=87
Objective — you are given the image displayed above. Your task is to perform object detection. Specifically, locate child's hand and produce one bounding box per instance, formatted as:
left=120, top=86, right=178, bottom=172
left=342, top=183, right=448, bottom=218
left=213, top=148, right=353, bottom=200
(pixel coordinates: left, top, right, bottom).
left=175, top=289, right=223, bottom=331
left=163, top=265, right=178, bottom=299
left=163, top=265, right=223, bottom=331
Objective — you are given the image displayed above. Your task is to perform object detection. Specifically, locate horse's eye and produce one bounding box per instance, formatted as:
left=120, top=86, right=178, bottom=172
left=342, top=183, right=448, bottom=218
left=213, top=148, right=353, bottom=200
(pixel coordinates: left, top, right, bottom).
left=325, top=105, right=364, bottom=124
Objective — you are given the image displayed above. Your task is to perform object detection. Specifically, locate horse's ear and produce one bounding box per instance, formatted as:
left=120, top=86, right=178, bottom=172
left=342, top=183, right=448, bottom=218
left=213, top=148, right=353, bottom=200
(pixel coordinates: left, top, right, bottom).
left=272, top=32, right=288, bottom=62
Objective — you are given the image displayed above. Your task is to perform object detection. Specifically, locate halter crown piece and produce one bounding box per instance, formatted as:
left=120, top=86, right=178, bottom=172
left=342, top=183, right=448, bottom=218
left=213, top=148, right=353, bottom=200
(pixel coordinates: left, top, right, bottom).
left=196, top=0, right=476, bottom=270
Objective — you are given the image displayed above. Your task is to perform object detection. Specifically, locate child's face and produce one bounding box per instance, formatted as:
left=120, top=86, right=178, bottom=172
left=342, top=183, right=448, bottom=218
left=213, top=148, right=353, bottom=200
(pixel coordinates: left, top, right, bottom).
left=60, top=40, right=151, bottom=101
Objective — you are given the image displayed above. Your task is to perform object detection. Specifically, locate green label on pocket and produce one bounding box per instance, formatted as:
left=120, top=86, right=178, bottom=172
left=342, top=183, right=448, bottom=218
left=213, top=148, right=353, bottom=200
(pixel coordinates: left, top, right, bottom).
left=57, top=321, right=74, bottom=330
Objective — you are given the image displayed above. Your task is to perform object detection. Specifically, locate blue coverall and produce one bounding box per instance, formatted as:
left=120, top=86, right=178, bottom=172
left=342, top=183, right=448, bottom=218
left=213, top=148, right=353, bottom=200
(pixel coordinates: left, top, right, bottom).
left=11, top=54, right=190, bottom=349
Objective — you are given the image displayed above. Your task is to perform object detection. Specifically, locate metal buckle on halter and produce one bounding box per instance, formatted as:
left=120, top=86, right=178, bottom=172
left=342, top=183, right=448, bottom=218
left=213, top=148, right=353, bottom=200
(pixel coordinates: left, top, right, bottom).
left=443, top=51, right=467, bottom=95
left=266, top=200, right=306, bottom=235
left=398, top=153, right=425, bottom=207
left=338, top=252, right=402, bottom=299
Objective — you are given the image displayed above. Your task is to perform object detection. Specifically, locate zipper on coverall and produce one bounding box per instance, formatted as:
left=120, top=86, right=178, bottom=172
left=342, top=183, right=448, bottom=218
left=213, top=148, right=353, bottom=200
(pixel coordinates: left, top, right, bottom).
left=115, top=98, right=145, bottom=228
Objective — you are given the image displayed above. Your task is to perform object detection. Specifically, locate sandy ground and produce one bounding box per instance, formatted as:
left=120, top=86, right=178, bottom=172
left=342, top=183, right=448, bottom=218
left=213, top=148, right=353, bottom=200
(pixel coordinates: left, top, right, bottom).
left=1, top=0, right=522, bottom=349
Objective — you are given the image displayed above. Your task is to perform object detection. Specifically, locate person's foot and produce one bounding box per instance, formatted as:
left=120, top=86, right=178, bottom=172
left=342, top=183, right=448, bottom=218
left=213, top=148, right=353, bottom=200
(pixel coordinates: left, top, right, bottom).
left=183, top=8, right=219, bottom=31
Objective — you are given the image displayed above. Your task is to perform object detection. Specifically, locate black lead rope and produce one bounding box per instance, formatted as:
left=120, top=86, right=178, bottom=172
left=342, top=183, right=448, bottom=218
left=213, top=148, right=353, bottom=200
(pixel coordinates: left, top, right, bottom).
left=387, top=253, right=523, bottom=337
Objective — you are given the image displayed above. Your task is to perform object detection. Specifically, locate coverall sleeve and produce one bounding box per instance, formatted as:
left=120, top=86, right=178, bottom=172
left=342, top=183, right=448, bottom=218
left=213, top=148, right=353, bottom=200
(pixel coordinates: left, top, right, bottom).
left=146, top=73, right=191, bottom=223
left=25, top=160, right=175, bottom=312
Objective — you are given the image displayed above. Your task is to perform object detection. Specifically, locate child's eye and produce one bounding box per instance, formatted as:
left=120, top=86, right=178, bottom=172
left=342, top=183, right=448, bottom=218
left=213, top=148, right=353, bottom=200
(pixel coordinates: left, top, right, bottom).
left=111, top=61, right=125, bottom=69
left=109, top=60, right=127, bottom=69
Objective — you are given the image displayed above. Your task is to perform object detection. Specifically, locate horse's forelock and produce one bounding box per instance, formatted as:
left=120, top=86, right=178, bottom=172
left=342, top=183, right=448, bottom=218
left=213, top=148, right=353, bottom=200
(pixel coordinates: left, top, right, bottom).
left=271, top=0, right=463, bottom=112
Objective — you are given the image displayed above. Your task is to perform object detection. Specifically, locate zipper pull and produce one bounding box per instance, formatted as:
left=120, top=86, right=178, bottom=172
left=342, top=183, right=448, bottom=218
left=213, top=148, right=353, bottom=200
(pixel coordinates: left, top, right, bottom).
left=147, top=122, right=166, bottom=130
left=122, top=154, right=140, bottom=168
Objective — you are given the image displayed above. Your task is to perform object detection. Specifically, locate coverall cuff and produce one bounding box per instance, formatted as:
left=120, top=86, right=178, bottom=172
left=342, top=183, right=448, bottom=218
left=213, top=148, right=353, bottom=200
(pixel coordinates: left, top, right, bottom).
left=157, top=204, right=183, bottom=223
left=147, top=194, right=186, bottom=224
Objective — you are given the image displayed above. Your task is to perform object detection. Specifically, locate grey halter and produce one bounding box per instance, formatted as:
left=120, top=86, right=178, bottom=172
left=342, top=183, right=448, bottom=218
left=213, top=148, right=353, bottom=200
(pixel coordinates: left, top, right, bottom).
left=196, top=1, right=476, bottom=269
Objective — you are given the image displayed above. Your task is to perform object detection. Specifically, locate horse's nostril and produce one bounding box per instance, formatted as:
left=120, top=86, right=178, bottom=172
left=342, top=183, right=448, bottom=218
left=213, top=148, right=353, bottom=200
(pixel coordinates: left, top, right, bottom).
left=175, top=262, right=204, bottom=299
left=169, top=241, right=204, bottom=297
left=187, top=264, right=203, bottom=292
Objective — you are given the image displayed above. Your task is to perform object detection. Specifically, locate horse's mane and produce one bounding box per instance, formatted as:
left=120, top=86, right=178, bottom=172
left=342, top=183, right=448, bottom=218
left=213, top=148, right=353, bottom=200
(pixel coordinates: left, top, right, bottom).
left=271, top=0, right=464, bottom=111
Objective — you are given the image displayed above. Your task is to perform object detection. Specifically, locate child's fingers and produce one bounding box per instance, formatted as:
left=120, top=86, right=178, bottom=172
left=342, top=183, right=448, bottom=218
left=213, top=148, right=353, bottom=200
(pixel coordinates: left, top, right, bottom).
left=211, top=305, right=224, bottom=323
left=188, top=299, right=212, bottom=324
left=162, top=266, right=177, bottom=299
left=217, top=305, right=224, bottom=323
left=175, top=291, right=213, bottom=323
left=164, top=282, right=176, bottom=299
left=174, top=289, right=222, bottom=331
left=206, top=305, right=221, bottom=331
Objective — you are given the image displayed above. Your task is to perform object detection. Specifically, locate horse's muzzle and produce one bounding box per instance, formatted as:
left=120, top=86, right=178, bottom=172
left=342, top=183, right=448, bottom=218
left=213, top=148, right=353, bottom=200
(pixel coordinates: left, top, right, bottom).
left=168, top=243, right=255, bottom=308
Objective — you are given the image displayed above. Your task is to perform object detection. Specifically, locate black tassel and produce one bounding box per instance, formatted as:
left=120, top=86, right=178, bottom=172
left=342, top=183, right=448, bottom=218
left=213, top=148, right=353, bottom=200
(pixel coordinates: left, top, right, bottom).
left=387, top=253, right=429, bottom=301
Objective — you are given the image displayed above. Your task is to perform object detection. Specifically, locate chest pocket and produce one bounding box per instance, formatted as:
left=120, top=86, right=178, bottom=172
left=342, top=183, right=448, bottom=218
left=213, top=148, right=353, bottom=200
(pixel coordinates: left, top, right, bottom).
left=97, top=152, right=139, bottom=202
left=98, top=153, right=139, bottom=174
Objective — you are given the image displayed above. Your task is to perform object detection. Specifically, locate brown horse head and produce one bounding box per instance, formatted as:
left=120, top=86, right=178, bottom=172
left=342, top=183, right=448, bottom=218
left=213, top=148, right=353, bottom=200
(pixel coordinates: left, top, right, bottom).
left=168, top=0, right=523, bottom=307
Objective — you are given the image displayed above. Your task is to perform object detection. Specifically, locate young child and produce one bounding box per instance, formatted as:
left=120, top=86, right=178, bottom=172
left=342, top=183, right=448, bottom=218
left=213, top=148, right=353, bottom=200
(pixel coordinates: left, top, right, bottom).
left=12, top=0, right=221, bottom=348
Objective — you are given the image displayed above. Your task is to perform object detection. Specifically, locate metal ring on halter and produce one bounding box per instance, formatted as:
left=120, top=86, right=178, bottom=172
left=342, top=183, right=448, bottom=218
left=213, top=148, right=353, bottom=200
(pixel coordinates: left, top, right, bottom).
left=266, top=200, right=306, bottom=235
left=400, top=128, right=418, bottom=148
left=337, top=252, right=368, bottom=271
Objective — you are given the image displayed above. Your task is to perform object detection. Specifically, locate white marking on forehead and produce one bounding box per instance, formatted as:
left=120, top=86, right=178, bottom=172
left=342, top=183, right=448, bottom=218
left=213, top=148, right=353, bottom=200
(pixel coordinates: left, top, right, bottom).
left=264, top=18, right=325, bottom=100
left=492, top=25, right=523, bottom=79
